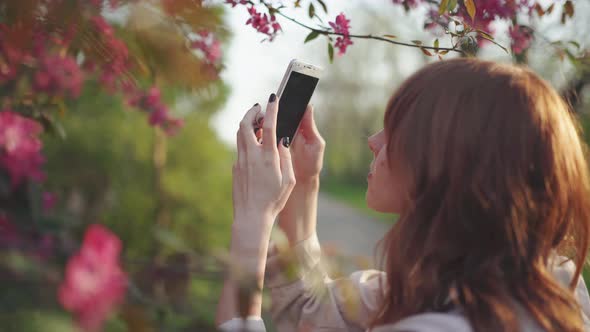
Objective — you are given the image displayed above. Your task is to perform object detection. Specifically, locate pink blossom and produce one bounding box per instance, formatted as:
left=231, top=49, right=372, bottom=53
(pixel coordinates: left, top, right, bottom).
left=43, top=191, right=58, bottom=213
left=191, top=30, right=223, bottom=64
left=91, top=16, right=114, bottom=37
left=149, top=106, right=169, bottom=126
left=59, top=224, right=128, bottom=332
left=225, top=0, right=247, bottom=7
left=0, top=110, right=45, bottom=186
left=246, top=6, right=281, bottom=40
left=329, top=13, right=353, bottom=55
left=33, top=55, right=84, bottom=98
left=509, top=25, right=533, bottom=55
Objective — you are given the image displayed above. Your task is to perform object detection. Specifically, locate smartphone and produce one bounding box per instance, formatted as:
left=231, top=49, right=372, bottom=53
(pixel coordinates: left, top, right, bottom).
left=274, top=59, right=322, bottom=145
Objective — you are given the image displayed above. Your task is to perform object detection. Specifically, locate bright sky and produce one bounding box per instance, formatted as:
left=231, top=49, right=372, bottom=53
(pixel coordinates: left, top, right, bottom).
left=211, top=1, right=356, bottom=146
left=210, top=1, right=589, bottom=146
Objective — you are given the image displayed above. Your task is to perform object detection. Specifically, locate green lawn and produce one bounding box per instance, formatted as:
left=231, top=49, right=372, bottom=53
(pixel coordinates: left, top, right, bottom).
left=320, top=180, right=397, bottom=223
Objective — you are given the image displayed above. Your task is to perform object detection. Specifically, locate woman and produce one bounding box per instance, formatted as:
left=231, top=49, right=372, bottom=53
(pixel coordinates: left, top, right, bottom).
left=216, top=58, right=590, bottom=331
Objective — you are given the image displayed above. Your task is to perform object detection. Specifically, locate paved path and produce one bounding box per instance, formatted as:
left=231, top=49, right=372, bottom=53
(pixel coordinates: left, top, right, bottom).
left=316, top=193, right=392, bottom=272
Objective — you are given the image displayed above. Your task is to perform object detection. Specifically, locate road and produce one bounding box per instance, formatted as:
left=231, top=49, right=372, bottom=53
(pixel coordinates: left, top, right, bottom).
left=316, top=192, right=392, bottom=273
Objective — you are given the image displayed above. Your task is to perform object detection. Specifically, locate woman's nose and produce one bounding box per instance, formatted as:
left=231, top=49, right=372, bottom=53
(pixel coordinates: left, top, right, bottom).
left=368, top=135, right=379, bottom=154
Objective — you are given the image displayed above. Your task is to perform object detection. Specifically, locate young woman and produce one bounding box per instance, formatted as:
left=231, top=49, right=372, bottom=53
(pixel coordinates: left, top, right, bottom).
left=216, top=58, right=590, bottom=331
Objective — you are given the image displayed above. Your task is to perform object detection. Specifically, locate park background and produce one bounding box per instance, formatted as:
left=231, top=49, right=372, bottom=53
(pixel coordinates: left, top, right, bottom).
left=0, top=0, right=589, bottom=331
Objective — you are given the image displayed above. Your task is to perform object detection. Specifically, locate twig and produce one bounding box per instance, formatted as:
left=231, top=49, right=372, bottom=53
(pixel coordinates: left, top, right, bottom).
left=273, top=9, right=463, bottom=54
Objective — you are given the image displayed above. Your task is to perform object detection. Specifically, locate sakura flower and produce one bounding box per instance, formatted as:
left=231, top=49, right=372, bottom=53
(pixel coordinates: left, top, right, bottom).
left=509, top=25, right=533, bottom=55
left=225, top=0, right=247, bottom=7
left=329, top=13, right=353, bottom=55
left=0, top=110, right=45, bottom=187
left=191, top=30, right=222, bottom=64
left=33, top=55, right=84, bottom=98
left=246, top=6, right=281, bottom=40
left=59, top=224, right=128, bottom=332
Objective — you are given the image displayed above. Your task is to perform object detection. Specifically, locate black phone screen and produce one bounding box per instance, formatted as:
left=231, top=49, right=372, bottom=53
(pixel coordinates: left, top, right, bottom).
left=276, top=71, right=319, bottom=144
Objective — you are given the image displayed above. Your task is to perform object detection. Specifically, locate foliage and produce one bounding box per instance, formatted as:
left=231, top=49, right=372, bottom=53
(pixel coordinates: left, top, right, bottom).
left=0, top=0, right=588, bottom=331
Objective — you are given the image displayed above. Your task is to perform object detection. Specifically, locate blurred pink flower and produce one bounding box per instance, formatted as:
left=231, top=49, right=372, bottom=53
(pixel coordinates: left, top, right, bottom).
left=225, top=0, right=247, bottom=7
left=33, top=55, right=84, bottom=98
left=149, top=106, right=169, bottom=126
left=59, top=224, right=127, bottom=332
left=329, top=13, right=353, bottom=55
left=191, top=30, right=222, bottom=64
left=246, top=6, right=281, bottom=40
left=43, top=191, right=58, bottom=213
left=0, top=110, right=45, bottom=186
left=509, top=25, right=533, bottom=55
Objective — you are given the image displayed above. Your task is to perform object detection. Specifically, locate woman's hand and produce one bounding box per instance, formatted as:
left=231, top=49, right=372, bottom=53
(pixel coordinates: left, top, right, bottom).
left=232, top=94, right=296, bottom=234
left=255, top=104, right=325, bottom=182
left=256, top=104, right=325, bottom=245
left=216, top=94, right=296, bottom=326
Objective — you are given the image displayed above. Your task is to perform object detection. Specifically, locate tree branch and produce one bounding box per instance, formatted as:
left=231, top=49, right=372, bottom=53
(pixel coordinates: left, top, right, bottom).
left=273, top=9, right=463, bottom=54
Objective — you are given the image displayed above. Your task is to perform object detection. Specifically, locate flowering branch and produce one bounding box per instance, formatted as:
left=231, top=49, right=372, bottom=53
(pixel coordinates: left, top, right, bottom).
left=272, top=8, right=463, bottom=54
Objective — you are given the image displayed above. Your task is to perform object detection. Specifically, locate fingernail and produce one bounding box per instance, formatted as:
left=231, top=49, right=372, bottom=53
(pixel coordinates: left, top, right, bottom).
left=269, top=93, right=276, bottom=103
left=253, top=103, right=259, bottom=108
left=282, top=137, right=290, bottom=148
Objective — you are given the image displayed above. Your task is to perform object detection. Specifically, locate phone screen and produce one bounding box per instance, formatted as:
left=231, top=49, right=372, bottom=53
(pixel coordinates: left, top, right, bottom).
left=276, top=71, right=319, bottom=144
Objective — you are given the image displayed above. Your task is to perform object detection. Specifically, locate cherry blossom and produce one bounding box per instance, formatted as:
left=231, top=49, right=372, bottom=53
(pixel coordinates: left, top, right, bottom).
left=225, top=0, right=248, bottom=7
left=33, top=55, right=84, bottom=98
left=246, top=6, right=281, bottom=41
left=191, top=30, right=222, bottom=64
left=509, top=25, right=533, bottom=55
left=59, top=224, right=128, bottom=331
left=329, top=13, right=353, bottom=55
left=0, top=110, right=45, bottom=186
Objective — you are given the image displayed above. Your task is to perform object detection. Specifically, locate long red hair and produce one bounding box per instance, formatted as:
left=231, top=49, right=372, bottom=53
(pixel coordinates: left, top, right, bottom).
left=371, top=58, right=590, bottom=331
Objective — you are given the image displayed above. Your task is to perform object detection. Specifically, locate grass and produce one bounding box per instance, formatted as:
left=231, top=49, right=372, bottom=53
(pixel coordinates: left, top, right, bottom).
left=320, top=179, right=397, bottom=223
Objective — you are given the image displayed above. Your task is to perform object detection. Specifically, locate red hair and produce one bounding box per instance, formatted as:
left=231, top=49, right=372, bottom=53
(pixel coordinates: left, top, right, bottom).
left=371, top=58, right=590, bottom=331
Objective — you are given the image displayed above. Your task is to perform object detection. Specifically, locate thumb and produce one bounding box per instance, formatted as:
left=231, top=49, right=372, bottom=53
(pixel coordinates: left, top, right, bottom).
left=278, top=137, right=296, bottom=190
left=299, top=105, right=320, bottom=138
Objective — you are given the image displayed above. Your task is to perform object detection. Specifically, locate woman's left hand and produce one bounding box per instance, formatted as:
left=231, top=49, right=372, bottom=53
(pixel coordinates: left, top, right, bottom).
left=232, top=94, right=296, bottom=233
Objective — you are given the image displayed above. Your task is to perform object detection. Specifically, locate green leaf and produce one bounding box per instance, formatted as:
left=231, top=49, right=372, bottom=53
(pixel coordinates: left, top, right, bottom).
left=434, top=38, right=439, bottom=52
left=438, top=0, right=450, bottom=15
left=328, top=42, right=334, bottom=63
left=305, top=30, right=320, bottom=43
left=317, top=0, right=328, bottom=13
left=448, top=0, right=458, bottom=12
left=411, top=40, right=423, bottom=45
left=569, top=41, right=581, bottom=49
left=308, top=3, right=315, bottom=18
left=476, top=29, right=494, bottom=42
left=464, top=0, right=476, bottom=21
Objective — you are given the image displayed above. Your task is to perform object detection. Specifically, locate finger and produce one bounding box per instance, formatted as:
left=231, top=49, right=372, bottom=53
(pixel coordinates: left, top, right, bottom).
left=236, top=130, right=246, bottom=168
left=255, top=128, right=263, bottom=143
left=239, top=104, right=261, bottom=147
left=254, top=110, right=265, bottom=129
left=299, top=104, right=320, bottom=138
left=263, top=93, right=278, bottom=150
left=278, top=137, right=296, bottom=191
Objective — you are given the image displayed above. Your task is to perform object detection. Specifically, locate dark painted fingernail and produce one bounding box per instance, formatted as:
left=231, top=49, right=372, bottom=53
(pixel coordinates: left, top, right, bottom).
left=269, top=93, right=276, bottom=103
left=253, top=103, right=259, bottom=107
left=282, top=137, right=290, bottom=148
